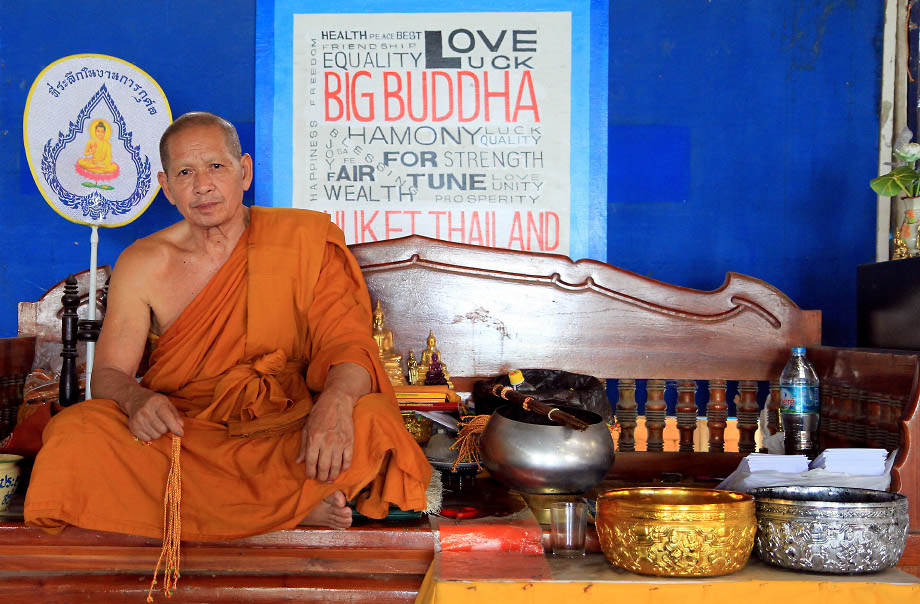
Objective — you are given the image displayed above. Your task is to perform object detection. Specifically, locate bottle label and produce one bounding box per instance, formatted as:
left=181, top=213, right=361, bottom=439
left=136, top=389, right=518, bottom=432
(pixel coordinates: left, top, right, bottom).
left=780, top=385, right=819, bottom=414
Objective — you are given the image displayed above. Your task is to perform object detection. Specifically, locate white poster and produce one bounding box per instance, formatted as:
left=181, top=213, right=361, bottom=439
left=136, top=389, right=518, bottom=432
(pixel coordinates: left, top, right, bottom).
left=292, top=12, right=571, bottom=253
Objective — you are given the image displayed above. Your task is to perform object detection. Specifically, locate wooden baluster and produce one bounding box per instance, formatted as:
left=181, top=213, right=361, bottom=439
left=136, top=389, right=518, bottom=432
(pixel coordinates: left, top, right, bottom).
left=645, top=379, right=666, bottom=452
left=0, top=377, right=10, bottom=439
left=879, top=396, right=894, bottom=451
left=766, top=379, right=780, bottom=436
left=826, top=384, right=841, bottom=446
left=851, top=389, right=867, bottom=445
left=676, top=380, right=698, bottom=452
left=13, top=375, right=23, bottom=430
left=889, top=396, right=906, bottom=450
left=838, top=386, right=853, bottom=446
left=865, top=392, right=882, bottom=448
left=818, top=382, right=830, bottom=443
left=882, top=396, right=895, bottom=451
left=827, top=384, right=842, bottom=445
left=615, top=379, right=637, bottom=452
left=706, top=379, right=728, bottom=452
left=736, top=380, right=759, bottom=454
left=59, top=275, right=81, bottom=407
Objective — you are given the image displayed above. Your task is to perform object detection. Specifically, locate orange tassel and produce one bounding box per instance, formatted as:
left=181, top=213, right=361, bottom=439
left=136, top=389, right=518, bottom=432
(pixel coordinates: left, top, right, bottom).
left=146, top=435, right=182, bottom=602
left=448, top=414, right=490, bottom=471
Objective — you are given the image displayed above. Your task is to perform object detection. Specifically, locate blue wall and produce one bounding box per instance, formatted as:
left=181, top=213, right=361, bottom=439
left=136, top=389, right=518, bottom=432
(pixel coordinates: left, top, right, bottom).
left=0, top=0, right=256, bottom=338
left=608, top=1, right=882, bottom=346
left=0, top=1, right=883, bottom=346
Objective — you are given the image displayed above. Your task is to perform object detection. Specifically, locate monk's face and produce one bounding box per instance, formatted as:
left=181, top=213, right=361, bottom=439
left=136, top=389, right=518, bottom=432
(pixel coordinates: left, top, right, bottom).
left=157, top=124, right=252, bottom=229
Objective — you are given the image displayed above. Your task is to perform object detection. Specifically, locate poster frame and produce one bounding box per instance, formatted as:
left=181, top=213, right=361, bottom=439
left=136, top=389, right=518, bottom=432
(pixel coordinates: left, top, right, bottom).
left=255, top=0, right=607, bottom=261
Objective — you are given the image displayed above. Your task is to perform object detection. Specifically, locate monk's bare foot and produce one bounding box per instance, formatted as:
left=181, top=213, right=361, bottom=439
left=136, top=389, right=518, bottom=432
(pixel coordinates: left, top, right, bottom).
left=300, top=490, right=352, bottom=529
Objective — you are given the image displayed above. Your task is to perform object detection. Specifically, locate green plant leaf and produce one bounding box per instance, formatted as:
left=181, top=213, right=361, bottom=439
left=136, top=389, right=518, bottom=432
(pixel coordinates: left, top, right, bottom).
left=870, top=166, right=920, bottom=197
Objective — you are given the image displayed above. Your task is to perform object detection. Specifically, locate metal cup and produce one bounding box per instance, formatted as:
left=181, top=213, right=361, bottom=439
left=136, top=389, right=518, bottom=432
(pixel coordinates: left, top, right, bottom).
left=549, top=501, right=587, bottom=557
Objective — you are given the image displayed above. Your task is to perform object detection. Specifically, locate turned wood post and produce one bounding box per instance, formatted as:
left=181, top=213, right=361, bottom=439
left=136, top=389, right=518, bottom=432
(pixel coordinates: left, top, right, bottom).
left=706, top=379, right=728, bottom=452
left=645, top=379, right=667, bottom=452
left=838, top=386, right=854, bottom=446
left=766, top=379, right=781, bottom=436
left=865, top=392, right=882, bottom=448
left=615, top=379, right=637, bottom=452
left=878, top=396, right=893, bottom=450
left=59, top=275, right=81, bottom=407
left=851, top=389, right=867, bottom=444
left=676, top=380, right=698, bottom=452
left=825, top=384, right=841, bottom=446
left=818, top=383, right=831, bottom=444
left=736, top=380, right=759, bottom=454
left=887, top=396, right=905, bottom=450
left=0, top=377, right=17, bottom=439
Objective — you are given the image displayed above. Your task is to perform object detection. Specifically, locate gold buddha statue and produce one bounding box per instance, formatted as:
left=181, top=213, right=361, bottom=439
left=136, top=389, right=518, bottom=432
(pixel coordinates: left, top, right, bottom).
left=418, top=330, right=440, bottom=378
left=372, top=301, right=406, bottom=385
left=406, top=350, right=420, bottom=385
left=419, top=330, right=453, bottom=388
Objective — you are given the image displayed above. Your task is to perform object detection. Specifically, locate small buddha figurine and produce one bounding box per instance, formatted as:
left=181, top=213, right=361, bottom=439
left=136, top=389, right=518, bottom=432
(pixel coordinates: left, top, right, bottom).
left=424, top=352, right=449, bottom=386
left=893, top=229, right=910, bottom=259
left=75, top=119, right=120, bottom=183
left=894, top=239, right=909, bottom=259
left=406, top=350, right=420, bottom=385
left=371, top=300, right=407, bottom=385
left=417, top=330, right=441, bottom=377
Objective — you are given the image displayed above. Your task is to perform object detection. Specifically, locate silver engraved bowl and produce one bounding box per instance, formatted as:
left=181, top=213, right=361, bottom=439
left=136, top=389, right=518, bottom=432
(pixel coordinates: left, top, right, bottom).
left=479, top=404, right=614, bottom=494
left=751, top=486, right=909, bottom=574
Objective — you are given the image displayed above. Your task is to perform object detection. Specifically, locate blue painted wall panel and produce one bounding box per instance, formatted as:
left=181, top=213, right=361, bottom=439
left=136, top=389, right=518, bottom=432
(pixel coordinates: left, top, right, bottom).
left=0, top=1, right=883, bottom=349
left=609, top=1, right=882, bottom=346
left=610, top=124, right=690, bottom=204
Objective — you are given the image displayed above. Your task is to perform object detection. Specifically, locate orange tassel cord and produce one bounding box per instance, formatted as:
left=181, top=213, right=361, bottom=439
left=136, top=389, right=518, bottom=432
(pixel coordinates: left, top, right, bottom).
left=448, top=414, right=490, bottom=471
left=146, top=434, right=182, bottom=602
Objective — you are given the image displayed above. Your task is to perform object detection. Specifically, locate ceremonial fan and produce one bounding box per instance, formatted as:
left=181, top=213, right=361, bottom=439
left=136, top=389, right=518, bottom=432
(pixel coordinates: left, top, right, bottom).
left=23, top=54, right=171, bottom=399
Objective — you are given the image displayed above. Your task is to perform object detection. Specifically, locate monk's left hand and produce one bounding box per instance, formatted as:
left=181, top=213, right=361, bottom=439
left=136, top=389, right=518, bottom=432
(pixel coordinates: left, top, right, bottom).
left=298, top=391, right=355, bottom=482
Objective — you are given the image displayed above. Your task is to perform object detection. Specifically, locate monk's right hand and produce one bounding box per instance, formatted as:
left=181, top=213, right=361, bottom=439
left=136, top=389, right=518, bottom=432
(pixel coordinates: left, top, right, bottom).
left=125, top=393, right=185, bottom=442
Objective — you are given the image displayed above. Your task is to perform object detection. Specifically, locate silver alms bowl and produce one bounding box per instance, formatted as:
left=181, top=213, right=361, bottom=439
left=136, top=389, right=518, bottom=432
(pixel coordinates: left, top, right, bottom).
left=479, top=404, right=614, bottom=494
left=751, top=486, right=908, bottom=574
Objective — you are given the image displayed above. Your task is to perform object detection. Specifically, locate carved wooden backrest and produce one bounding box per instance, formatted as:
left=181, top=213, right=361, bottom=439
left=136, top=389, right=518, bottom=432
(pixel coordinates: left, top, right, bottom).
left=351, top=236, right=821, bottom=382
left=351, top=235, right=822, bottom=455
left=17, top=267, right=110, bottom=341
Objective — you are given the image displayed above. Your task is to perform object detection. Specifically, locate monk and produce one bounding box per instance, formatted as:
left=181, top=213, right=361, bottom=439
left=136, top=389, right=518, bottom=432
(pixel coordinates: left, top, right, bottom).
left=25, top=112, right=432, bottom=540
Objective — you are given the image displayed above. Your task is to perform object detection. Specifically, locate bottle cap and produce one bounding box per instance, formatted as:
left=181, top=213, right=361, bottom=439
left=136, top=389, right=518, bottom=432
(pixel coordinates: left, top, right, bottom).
left=508, top=369, right=524, bottom=386
left=792, top=347, right=806, bottom=355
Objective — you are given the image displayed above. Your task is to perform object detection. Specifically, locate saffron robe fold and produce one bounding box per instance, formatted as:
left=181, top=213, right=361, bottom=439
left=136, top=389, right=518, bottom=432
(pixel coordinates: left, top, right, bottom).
left=25, top=207, right=432, bottom=540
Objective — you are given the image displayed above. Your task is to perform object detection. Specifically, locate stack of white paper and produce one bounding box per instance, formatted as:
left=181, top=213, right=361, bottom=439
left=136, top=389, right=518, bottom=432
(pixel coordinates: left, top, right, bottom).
left=810, top=448, right=888, bottom=476
left=741, top=453, right=810, bottom=474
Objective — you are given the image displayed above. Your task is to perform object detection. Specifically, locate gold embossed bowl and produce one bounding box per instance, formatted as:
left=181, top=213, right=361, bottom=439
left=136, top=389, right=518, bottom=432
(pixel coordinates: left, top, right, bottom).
left=401, top=412, right=433, bottom=445
left=596, top=487, right=756, bottom=577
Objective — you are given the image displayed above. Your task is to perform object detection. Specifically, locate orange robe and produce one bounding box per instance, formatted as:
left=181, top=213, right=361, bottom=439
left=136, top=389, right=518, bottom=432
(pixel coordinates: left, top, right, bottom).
left=25, top=207, right=432, bottom=540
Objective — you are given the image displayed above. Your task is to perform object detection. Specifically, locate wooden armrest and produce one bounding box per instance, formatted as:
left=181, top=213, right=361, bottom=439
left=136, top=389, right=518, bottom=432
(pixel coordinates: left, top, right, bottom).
left=0, top=337, right=35, bottom=378
left=809, top=345, right=920, bottom=533
left=0, top=336, right=36, bottom=440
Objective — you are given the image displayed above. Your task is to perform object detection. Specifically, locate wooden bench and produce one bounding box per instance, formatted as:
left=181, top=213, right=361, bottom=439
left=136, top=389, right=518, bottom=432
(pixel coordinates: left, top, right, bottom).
left=0, top=234, right=916, bottom=602
left=351, top=237, right=918, bottom=566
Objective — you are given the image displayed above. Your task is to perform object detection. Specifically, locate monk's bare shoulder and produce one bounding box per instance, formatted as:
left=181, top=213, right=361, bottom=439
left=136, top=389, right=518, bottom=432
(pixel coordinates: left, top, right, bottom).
left=110, top=223, right=196, bottom=312
left=114, top=224, right=187, bottom=284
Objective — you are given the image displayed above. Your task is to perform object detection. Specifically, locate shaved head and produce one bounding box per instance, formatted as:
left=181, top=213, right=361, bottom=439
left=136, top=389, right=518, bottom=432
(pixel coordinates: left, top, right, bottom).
left=159, top=112, right=242, bottom=173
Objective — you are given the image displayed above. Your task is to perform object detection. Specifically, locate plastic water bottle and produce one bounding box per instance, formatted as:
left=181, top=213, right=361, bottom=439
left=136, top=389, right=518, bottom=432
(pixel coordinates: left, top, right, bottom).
left=779, top=347, right=820, bottom=457
left=508, top=369, right=536, bottom=392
